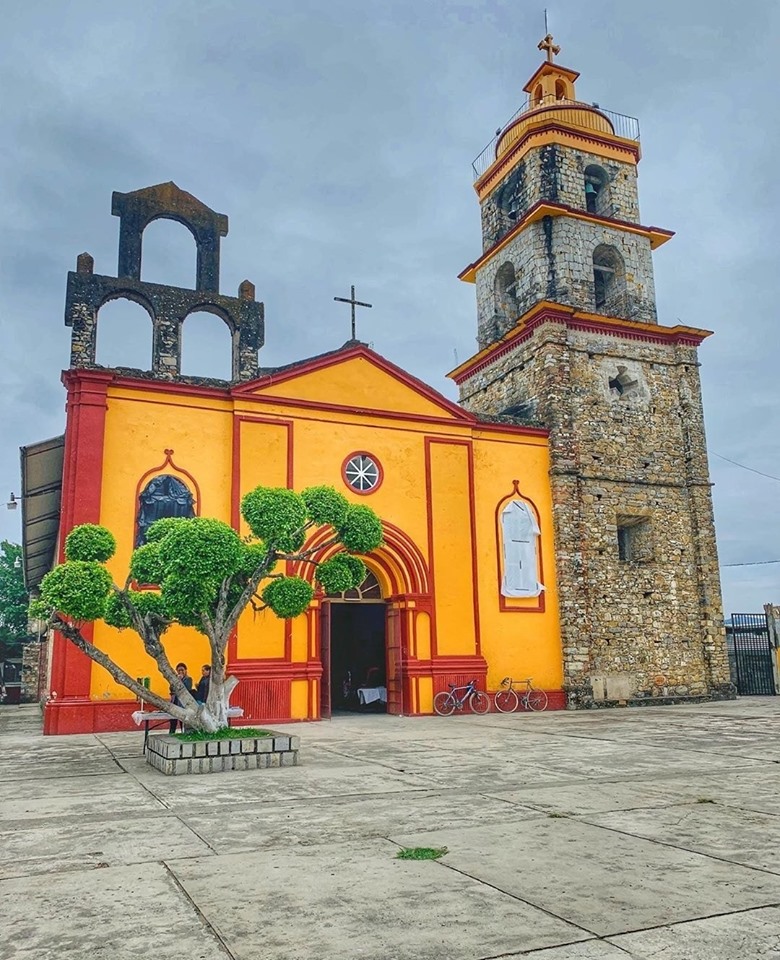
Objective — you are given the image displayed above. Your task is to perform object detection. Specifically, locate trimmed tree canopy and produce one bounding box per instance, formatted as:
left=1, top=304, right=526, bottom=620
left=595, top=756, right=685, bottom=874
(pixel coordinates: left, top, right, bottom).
left=33, top=483, right=383, bottom=733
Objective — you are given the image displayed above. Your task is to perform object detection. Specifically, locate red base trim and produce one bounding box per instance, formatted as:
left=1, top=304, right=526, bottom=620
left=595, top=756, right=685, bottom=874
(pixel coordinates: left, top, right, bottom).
left=43, top=698, right=143, bottom=734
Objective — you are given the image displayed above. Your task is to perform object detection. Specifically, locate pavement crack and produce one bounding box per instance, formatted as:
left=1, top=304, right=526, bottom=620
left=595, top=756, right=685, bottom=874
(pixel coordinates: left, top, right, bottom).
left=162, top=861, right=236, bottom=959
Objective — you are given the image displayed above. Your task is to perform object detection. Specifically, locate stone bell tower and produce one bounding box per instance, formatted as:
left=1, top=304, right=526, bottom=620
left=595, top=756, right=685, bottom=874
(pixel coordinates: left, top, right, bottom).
left=449, top=36, right=733, bottom=707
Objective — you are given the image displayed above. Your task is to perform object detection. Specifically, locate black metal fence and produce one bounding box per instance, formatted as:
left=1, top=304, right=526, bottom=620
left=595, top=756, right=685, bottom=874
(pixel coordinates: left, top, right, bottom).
left=727, top=613, right=775, bottom=696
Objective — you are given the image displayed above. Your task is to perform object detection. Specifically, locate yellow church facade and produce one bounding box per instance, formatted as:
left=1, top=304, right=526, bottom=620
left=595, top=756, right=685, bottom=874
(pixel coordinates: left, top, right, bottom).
left=26, top=37, right=731, bottom=734
left=38, top=343, right=562, bottom=733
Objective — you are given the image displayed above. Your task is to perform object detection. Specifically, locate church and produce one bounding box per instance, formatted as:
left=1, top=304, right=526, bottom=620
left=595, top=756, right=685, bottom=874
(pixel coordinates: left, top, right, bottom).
left=21, top=37, right=733, bottom=734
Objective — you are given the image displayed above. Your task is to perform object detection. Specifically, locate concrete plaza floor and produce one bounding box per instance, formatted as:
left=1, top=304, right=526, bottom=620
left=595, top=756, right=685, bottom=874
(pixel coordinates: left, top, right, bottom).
left=4, top=701, right=780, bottom=959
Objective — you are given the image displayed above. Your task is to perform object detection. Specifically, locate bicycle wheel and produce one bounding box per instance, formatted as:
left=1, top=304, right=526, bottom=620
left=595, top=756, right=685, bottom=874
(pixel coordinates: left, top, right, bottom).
left=494, top=688, right=519, bottom=713
left=469, top=691, right=490, bottom=714
left=526, top=688, right=548, bottom=712
left=433, top=691, right=456, bottom=716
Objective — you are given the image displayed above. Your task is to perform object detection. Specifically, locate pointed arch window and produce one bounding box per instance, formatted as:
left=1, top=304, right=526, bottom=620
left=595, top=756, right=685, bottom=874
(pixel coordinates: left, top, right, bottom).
left=135, top=474, right=195, bottom=546
left=496, top=481, right=546, bottom=613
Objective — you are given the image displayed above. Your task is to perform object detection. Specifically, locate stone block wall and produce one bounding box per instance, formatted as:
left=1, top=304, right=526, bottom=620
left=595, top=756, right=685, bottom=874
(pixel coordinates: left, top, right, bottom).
left=475, top=216, right=657, bottom=349
left=458, top=316, right=731, bottom=704
left=480, top=144, right=640, bottom=251
left=146, top=731, right=300, bottom=775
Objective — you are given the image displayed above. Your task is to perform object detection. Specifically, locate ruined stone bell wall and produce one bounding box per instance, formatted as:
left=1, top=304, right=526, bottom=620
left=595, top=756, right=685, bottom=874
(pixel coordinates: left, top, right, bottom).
left=458, top=318, right=730, bottom=704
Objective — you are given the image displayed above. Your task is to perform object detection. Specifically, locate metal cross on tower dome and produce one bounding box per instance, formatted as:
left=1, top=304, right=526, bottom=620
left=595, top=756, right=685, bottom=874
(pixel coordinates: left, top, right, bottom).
left=537, top=33, right=560, bottom=62
left=334, top=285, right=372, bottom=341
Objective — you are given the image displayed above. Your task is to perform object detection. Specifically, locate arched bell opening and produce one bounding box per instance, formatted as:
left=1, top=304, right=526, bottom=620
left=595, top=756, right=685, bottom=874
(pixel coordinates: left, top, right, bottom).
left=141, top=216, right=199, bottom=290
left=95, top=295, right=154, bottom=371
left=584, top=164, right=610, bottom=216
left=180, top=307, right=235, bottom=381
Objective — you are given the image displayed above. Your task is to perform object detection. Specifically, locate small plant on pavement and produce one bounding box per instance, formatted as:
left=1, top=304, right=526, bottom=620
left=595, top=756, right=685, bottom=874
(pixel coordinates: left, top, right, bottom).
left=395, top=847, right=449, bottom=861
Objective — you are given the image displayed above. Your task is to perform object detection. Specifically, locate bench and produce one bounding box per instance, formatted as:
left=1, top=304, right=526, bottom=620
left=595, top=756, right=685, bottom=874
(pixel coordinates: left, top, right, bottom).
left=132, top=706, right=245, bottom=750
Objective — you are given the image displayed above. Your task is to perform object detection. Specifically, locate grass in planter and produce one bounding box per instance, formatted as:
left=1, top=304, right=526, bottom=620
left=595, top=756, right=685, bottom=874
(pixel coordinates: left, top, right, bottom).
left=395, top=847, right=448, bottom=861
left=173, top=727, right=273, bottom=742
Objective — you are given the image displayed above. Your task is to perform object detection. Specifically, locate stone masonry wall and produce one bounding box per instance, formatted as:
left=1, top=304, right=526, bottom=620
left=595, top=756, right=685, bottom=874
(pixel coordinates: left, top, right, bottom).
left=481, top=144, right=641, bottom=251
left=475, top=215, right=657, bottom=348
left=458, top=318, right=730, bottom=704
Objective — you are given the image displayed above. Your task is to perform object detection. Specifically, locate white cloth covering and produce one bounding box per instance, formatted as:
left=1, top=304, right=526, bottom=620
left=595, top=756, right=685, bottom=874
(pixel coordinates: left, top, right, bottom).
left=357, top=686, right=387, bottom=705
left=500, top=499, right=544, bottom=598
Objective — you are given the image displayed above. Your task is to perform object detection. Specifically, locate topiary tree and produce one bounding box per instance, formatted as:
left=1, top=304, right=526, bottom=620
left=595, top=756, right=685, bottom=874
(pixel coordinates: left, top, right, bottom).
left=31, top=486, right=383, bottom=733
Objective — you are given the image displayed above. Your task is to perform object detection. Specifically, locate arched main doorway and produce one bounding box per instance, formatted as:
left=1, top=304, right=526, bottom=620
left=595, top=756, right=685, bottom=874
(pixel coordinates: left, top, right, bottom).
left=320, top=571, right=389, bottom=718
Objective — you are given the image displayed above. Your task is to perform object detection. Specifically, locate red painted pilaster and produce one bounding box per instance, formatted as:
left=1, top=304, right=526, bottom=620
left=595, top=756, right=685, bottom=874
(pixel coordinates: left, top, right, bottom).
left=44, top=370, right=112, bottom=735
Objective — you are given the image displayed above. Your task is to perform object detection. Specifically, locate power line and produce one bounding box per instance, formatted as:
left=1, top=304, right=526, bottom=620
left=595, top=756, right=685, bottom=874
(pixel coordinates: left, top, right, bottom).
left=712, top=452, right=780, bottom=484
left=721, top=559, right=780, bottom=568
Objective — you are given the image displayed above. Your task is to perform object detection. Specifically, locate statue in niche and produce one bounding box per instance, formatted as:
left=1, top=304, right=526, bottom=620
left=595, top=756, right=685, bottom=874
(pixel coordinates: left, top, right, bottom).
left=500, top=499, right=543, bottom=598
left=136, top=474, right=195, bottom=546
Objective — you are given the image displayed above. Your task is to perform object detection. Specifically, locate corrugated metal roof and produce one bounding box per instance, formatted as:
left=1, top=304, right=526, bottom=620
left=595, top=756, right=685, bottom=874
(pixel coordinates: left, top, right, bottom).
left=20, top=436, right=64, bottom=590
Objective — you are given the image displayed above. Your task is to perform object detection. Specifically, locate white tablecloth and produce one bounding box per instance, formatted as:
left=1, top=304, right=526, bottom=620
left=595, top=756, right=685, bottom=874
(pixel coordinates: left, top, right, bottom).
left=357, top=686, right=387, bottom=705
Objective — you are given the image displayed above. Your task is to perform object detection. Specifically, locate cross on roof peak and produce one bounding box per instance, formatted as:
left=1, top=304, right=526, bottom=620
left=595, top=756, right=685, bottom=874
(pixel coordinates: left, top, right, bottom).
left=333, top=284, right=372, bottom=341
left=538, top=33, right=560, bottom=62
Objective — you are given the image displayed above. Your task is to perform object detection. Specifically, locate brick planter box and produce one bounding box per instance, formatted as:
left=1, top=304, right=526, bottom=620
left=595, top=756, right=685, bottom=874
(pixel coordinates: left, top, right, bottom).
left=145, top=731, right=300, bottom=776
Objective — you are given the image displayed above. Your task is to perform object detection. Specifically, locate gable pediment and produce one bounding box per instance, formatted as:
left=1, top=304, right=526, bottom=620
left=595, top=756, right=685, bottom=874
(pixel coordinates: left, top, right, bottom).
left=235, top=346, right=473, bottom=423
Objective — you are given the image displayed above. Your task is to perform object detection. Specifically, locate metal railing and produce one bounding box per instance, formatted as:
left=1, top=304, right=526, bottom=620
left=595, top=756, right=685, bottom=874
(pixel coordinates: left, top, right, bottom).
left=472, top=95, right=640, bottom=181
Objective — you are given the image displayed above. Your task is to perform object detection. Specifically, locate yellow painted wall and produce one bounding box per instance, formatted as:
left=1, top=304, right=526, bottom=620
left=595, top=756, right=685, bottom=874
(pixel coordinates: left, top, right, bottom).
left=471, top=433, right=563, bottom=692
left=87, top=351, right=562, bottom=709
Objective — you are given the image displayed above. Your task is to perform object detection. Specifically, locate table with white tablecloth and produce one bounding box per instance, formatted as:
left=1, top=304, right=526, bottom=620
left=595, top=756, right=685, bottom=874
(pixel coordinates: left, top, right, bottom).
left=357, top=686, right=387, bottom=705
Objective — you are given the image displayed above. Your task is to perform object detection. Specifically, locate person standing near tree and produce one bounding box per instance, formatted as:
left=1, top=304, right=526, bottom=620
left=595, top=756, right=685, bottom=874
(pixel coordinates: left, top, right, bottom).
left=169, top=662, right=193, bottom=733
left=195, top=664, right=211, bottom=704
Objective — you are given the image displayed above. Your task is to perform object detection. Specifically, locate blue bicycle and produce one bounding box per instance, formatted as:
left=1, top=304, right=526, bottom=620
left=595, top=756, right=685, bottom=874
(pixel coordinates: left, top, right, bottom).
left=433, top=679, right=490, bottom=716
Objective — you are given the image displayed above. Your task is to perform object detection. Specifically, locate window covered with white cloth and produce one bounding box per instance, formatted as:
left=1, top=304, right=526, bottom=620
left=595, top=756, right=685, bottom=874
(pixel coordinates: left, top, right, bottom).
left=500, top=500, right=544, bottom=598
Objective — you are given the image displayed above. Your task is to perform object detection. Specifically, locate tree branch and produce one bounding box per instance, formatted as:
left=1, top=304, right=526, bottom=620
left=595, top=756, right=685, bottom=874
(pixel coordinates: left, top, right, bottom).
left=50, top=615, right=188, bottom=720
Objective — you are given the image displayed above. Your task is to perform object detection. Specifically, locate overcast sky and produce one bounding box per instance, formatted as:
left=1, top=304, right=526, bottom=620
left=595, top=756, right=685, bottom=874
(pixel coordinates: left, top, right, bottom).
left=1, top=0, right=777, bottom=615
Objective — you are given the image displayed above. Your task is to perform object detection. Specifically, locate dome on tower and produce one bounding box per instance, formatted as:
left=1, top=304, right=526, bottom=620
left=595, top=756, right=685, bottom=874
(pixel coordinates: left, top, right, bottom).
left=495, top=38, right=613, bottom=160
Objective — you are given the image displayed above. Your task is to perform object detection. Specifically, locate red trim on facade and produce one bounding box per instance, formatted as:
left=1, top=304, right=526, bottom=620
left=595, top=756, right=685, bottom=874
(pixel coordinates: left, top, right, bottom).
left=423, top=437, right=481, bottom=657
left=233, top=343, right=477, bottom=423
left=132, top=449, right=201, bottom=545
left=460, top=200, right=673, bottom=282
left=290, top=521, right=431, bottom=598
left=449, top=305, right=712, bottom=386
left=45, top=371, right=113, bottom=733
left=228, top=413, right=295, bottom=664
left=341, top=450, right=385, bottom=496
left=495, top=480, right=546, bottom=614
left=475, top=122, right=641, bottom=197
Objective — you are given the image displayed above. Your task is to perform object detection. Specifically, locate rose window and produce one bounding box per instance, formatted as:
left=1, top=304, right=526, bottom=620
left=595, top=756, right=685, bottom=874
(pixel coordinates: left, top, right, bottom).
left=343, top=454, right=381, bottom=493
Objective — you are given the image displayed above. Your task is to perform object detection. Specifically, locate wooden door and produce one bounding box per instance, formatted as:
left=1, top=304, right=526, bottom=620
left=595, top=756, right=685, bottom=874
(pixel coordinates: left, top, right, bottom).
left=320, top=601, right=332, bottom=719
left=385, top=606, right=403, bottom=715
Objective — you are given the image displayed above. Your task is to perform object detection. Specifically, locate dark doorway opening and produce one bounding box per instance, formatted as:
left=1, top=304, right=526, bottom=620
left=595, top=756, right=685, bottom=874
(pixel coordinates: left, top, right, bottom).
left=330, top=604, right=386, bottom=713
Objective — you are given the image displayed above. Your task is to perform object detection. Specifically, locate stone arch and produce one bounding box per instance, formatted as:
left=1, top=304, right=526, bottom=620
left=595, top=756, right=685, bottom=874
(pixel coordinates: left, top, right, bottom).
left=533, top=83, right=543, bottom=106
left=494, top=260, right=519, bottom=323
left=291, top=520, right=430, bottom=599
left=555, top=78, right=567, bottom=100
left=592, top=244, right=626, bottom=314
left=95, top=293, right=154, bottom=370
left=584, top=164, right=610, bottom=215
left=180, top=305, right=236, bottom=380
left=141, top=216, right=199, bottom=289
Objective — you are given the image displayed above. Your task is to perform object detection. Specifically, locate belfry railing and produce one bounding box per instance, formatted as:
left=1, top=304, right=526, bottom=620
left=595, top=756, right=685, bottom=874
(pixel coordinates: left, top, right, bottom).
left=472, top=96, right=641, bottom=182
